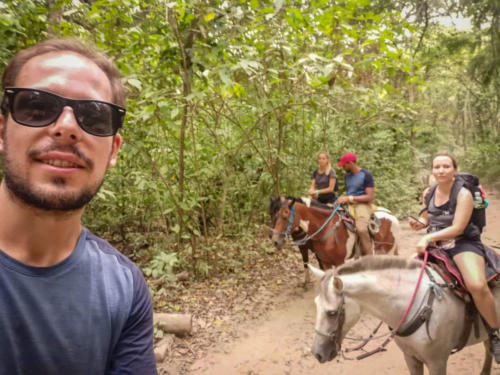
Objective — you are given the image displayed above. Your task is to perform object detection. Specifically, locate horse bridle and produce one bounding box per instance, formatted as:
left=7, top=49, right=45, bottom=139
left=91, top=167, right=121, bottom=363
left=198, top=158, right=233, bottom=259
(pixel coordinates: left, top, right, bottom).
left=314, top=293, right=346, bottom=349
left=270, top=202, right=297, bottom=239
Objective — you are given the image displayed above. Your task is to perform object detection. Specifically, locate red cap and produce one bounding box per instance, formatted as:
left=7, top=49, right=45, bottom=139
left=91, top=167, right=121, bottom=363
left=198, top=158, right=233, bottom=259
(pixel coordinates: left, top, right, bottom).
left=337, top=152, right=357, bottom=167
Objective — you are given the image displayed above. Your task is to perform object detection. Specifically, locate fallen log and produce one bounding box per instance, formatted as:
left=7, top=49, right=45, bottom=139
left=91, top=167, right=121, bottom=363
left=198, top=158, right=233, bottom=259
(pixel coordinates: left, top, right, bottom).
left=154, top=313, right=192, bottom=336
left=154, top=335, right=175, bottom=363
left=175, top=271, right=190, bottom=281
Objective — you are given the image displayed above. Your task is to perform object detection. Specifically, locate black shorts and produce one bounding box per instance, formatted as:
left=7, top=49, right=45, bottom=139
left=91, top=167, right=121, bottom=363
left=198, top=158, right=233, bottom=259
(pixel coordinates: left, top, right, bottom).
left=318, top=194, right=336, bottom=205
left=446, top=237, right=485, bottom=258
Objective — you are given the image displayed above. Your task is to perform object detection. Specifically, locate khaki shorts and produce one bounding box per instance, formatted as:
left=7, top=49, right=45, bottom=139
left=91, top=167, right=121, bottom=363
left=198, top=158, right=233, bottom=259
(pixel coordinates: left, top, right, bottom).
left=349, top=202, right=373, bottom=220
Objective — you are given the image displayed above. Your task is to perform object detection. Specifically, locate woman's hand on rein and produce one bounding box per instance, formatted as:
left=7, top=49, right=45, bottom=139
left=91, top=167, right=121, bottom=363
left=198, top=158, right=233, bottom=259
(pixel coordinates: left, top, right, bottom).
left=416, top=235, right=431, bottom=255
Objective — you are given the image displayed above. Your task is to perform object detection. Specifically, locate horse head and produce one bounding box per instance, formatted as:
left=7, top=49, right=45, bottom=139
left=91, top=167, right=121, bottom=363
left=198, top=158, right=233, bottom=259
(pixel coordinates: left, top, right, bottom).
left=310, top=265, right=361, bottom=363
left=270, top=197, right=296, bottom=249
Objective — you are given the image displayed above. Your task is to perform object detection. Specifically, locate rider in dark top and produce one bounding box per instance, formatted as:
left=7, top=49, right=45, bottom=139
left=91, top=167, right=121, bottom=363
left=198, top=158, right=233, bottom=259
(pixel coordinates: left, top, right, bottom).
left=308, top=151, right=337, bottom=205
left=409, top=152, right=500, bottom=363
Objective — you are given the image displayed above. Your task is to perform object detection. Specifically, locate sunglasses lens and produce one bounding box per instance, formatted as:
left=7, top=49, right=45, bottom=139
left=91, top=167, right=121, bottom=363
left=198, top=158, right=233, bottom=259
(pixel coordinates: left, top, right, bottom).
left=75, top=101, right=115, bottom=136
left=12, top=90, right=60, bottom=126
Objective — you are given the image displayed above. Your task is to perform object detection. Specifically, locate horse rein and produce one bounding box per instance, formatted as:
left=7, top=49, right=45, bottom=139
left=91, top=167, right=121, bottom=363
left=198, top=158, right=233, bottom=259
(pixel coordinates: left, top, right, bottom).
left=291, top=204, right=342, bottom=246
left=271, top=201, right=342, bottom=246
left=393, top=250, right=430, bottom=334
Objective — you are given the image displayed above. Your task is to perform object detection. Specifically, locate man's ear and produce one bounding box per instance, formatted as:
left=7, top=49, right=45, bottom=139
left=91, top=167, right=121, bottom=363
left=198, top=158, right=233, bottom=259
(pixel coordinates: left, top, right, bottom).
left=108, top=133, right=122, bottom=168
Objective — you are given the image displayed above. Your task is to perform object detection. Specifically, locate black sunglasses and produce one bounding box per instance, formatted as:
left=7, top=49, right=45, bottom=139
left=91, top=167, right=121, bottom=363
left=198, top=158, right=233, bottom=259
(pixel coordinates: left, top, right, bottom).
left=1, top=87, right=125, bottom=137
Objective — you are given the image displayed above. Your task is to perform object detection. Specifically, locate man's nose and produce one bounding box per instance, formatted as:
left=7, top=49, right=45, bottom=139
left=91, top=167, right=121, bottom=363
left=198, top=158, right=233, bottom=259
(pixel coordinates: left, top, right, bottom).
left=48, top=106, right=84, bottom=142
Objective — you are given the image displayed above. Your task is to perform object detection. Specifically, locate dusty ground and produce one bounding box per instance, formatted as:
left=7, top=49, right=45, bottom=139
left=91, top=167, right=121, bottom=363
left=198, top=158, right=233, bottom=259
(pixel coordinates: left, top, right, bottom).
left=158, top=187, right=500, bottom=375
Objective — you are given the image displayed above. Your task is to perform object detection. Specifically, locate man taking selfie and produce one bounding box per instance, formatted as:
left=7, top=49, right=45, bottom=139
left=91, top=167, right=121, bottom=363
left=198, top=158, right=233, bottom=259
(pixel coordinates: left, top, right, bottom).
left=0, top=39, right=157, bottom=374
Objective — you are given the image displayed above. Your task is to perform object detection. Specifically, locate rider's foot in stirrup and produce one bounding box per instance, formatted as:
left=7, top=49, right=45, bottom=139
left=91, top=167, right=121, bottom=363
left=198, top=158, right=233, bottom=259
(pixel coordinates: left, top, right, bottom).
left=489, top=329, right=500, bottom=363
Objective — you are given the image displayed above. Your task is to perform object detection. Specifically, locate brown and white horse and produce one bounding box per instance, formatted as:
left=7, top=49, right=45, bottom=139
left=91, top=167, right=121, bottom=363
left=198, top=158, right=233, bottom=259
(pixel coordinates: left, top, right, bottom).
left=270, top=196, right=324, bottom=286
left=310, top=256, right=496, bottom=375
left=271, top=198, right=399, bottom=270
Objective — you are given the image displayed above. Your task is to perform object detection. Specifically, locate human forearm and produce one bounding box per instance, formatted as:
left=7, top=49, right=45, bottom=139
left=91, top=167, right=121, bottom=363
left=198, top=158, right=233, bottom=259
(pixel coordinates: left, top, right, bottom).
left=348, top=194, right=371, bottom=203
left=423, top=225, right=465, bottom=243
left=351, top=187, right=374, bottom=203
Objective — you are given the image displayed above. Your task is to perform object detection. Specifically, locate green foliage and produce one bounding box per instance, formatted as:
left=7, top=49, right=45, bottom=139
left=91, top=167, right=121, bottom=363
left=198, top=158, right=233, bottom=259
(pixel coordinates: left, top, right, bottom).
left=0, top=0, right=498, bottom=287
left=143, top=251, right=179, bottom=280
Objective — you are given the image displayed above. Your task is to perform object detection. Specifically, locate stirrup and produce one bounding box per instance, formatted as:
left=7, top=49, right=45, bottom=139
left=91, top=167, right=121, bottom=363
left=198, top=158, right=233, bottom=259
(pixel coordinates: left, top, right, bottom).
left=489, top=330, right=500, bottom=363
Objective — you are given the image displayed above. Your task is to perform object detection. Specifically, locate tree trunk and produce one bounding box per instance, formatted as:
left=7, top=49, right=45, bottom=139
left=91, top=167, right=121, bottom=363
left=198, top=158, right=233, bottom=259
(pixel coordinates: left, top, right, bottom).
left=47, top=0, right=61, bottom=36
left=167, top=8, right=196, bottom=248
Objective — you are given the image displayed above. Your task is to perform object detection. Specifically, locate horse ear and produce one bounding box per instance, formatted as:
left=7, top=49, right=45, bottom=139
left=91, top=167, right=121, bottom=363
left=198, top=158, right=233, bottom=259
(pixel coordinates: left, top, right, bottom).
left=333, top=277, right=344, bottom=293
left=308, top=264, right=324, bottom=280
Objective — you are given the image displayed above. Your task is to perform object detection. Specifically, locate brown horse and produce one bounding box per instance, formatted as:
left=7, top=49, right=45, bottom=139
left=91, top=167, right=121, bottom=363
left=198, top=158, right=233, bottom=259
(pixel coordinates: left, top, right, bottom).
left=271, top=198, right=399, bottom=270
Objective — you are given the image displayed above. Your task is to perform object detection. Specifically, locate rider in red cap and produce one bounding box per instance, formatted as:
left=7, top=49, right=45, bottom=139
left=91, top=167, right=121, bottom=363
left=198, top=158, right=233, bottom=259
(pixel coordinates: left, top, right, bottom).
left=336, top=153, right=374, bottom=255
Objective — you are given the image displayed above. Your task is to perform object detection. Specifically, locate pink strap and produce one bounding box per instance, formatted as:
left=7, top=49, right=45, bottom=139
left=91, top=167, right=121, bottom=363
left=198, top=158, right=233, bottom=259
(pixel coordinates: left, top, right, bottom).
left=393, top=251, right=429, bottom=334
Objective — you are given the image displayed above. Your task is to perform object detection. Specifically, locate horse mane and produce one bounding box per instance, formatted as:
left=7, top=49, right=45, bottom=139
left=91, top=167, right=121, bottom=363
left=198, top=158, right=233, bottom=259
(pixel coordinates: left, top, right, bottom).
left=269, top=196, right=282, bottom=218
left=336, top=255, right=422, bottom=275
left=269, top=195, right=333, bottom=218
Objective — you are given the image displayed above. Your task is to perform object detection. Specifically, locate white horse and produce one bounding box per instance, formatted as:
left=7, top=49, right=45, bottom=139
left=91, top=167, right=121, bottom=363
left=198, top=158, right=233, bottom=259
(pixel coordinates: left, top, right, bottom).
left=310, top=255, right=498, bottom=375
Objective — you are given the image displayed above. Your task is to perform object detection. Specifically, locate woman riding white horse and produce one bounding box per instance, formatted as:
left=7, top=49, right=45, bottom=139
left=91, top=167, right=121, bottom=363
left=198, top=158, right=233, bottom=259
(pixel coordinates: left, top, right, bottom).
left=310, top=256, right=498, bottom=375
left=410, top=152, right=500, bottom=361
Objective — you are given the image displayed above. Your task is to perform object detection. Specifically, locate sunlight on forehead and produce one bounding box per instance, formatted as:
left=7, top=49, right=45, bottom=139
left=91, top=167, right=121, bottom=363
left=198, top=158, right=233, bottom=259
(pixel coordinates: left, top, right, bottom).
left=15, top=52, right=113, bottom=102
left=432, top=155, right=454, bottom=168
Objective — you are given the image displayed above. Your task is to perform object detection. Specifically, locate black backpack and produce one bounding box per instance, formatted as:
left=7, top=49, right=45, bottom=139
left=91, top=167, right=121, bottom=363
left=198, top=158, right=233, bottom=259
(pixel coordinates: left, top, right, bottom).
left=425, top=172, right=487, bottom=233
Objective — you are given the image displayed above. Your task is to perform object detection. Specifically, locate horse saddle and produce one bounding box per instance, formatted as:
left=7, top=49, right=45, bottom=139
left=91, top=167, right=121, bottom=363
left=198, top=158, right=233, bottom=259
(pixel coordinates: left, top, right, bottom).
left=340, top=206, right=382, bottom=238
left=425, top=246, right=500, bottom=299
left=339, top=208, right=356, bottom=232
left=412, top=246, right=500, bottom=353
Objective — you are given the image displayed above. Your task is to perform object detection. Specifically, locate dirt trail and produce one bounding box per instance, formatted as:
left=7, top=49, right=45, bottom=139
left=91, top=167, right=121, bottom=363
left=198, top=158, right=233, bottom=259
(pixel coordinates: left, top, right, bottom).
left=187, top=188, right=500, bottom=375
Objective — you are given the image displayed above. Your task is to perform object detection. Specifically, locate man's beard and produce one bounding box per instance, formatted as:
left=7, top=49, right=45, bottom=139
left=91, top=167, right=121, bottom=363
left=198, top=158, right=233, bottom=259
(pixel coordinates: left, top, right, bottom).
left=2, top=140, right=105, bottom=212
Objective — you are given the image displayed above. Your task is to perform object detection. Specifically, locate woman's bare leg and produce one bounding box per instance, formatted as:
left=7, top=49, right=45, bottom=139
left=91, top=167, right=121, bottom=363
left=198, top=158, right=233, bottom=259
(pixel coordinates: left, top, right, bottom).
left=454, top=251, right=500, bottom=363
left=454, top=251, right=498, bottom=328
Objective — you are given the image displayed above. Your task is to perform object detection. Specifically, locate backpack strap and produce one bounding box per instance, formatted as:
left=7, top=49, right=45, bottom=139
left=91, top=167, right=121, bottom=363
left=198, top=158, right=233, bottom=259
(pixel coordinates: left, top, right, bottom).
left=423, top=184, right=438, bottom=212
left=448, top=178, right=465, bottom=215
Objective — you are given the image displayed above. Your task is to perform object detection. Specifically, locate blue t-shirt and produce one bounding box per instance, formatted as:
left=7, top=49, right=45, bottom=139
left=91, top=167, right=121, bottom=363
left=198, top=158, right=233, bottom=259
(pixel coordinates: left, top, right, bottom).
left=345, top=168, right=374, bottom=196
left=0, top=228, right=157, bottom=375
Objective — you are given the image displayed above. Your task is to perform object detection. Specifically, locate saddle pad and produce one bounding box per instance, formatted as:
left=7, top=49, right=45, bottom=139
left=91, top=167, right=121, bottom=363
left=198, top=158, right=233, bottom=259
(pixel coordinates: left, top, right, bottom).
left=341, top=216, right=356, bottom=232
left=342, top=209, right=379, bottom=235
left=347, top=204, right=378, bottom=219
left=424, top=246, right=500, bottom=299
